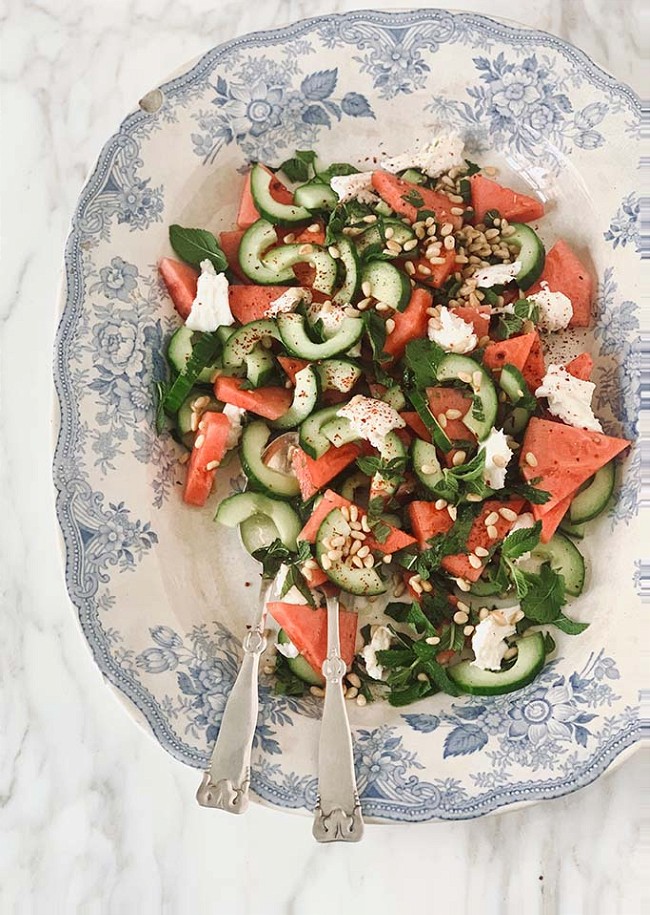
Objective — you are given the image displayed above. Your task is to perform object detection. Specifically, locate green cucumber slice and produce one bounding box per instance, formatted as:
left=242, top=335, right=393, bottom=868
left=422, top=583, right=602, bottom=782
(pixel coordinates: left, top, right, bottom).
left=315, top=508, right=386, bottom=595
left=559, top=518, right=586, bottom=540
left=250, top=163, right=311, bottom=224
left=569, top=461, right=616, bottom=524
left=532, top=532, right=585, bottom=597
left=215, top=491, right=301, bottom=550
left=499, top=364, right=530, bottom=404
left=332, top=236, right=361, bottom=306
left=412, top=439, right=443, bottom=492
left=270, top=366, right=320, bottom=430
left=293, top=180, right=338, bottom=212
left=299, top=404, right=342, bottom=459
left=507, top=223, right=546, bottom=290
left=340, top=470, right=368, bottom=502
left=263, top=244, right=338, bottom=295
left=399, top=168, right=427, bottom=185
left=177, top=390, right=221, bottom=436
left=277, top=313, right=364, bottom=359
left=436, top=354, right=497, bottom=441
left=360, top=260, right=411, bottom=311
left=277, top=629, right=324, bottom=686
left=380, top=385, right=407, bottom=411
left=244, top=344, right=275, bottom=388
left=222, top=319, right=280, bottom=368
left=448, top=632, right=546, bottom=696
left=240, top=422, right=300, bottom=500
left=167, top=325, right=222, bottom=384
left=322, top=415, right=359, bottom=449
left=239, top=219, right=295, bottom=285
left=370, top=430, right=407, bottom=501
left=240, top=514, right=282, bottom=554
left=316, top=359, right=362, bottom=394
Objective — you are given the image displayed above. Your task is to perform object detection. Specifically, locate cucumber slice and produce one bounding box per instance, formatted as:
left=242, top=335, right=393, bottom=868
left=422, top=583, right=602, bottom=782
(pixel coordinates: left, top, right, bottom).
left=436, top=354, right=497, bottom=441
left=298, top=404, right=342, bottom=459
left=374, top=199, right=393, bottom=217
left=263, top=244, right=338, bottom=295
left=370, top=431, right=407, bottom=501
left=507, top=223, right=546, bottom=290
left=239, top=219, right=296, bottom=285
left=277, top=313, right=364, bottom=359
left=360, top=260, right=411, bottom=311
left=532, top=532, right=585, bottom=597
left=270, top=366, right=320, bottom=430
left=322, top=416, right=359, bottom=449
left=412, top=439, right=443, bottom=492
left=503, top=406, right=531, bottom=437
left=167, top=325, right=222, bottom=383
left=222, top=319, right=280, bottom=368
left=569, top=461, right=616, bottom=524
left=399, top=168, right=427, bottom=185
left=341, top=471, right=368, bottom=502
left=245, top=344, right=275, bottom=388
left=332, top=236, right=361, bottom=306
left=240, top=514, right=282, bottom=554
left=293, top=180, right=338, bottom=212
left=448, top=632, right=546, bottom=696
left=499, top=364, right=530, bottom=404
left=559, top=518, right=586, bottom=540
left=215, top=491, right=301, bottom=550
left=380, top=385, right=407, bottom=411
left=277, top=629, right=324, bottom=686
left=177, top=390, right=221, bottom=436
left=250, top=163, right=311, bottom=224
left=316, top=508, right=386, bottom=595
left=316, top=359, right=362, bottom=394
left=356, top=219, right=416, bottom=257
left=240, top=422, right=300, bottom=500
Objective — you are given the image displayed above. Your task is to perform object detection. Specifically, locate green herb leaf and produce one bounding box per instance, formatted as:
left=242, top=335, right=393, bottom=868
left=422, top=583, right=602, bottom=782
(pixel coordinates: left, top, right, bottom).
left=169, top=225, right=227, bottom=273
left=364, top=309, right=390, bottom=363
left=496, top=312, right=524, bottom=340
left=388, top=681, right=432, bottom=707
left=404, top=338, right=446, bottom=388
left=501, top=521, right=542, bottom=560
left=401, top=189, right=425, bottom=208
left=552, top=613, right=589, bottom=635
left=273, top=653, right=308, bottom=697
left=318, top=162, right=360, bottom=182
left=162, top=332, right=221, bottom=415
left=407, top=390, right=453, bottom=453
left=464, top=159, right=481, bottom=176
left=419, top=658, right=462, bottom=696
left=278, top=150, right=318, bottom=182
left=356, top=454, right=408, bottom=484
left=520, top=563, right=566, bottom=623
left=413, top=513, right=475, bottom=579
left=279, top=563, right=316, bottom=607
left=505, top=481, right=552, bottom=505
left=375, top=648, right=417, bottom=669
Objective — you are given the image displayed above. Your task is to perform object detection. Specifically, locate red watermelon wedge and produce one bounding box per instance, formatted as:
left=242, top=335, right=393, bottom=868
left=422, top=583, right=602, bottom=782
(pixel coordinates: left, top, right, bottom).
left=400, top=411, right=432, bottom=443
left=426, top=387, right=474, bottom=441
left=483, top=332, right=536, bottom=376
left=228, top=285, right=296, bottom=324
left=158, top=257, right=198, bottom=320
left=521, top=332, right=546, bottom=393
left=371, top=171, right=463, bottom=228
left=520, top=418, right=630, bottom=516
left=408, top=501, right=455, bottom=550
left=291, top=444, right=362, bottom=500
left=237, top=165, right=294, bottom=229
left=219, top=230, right=249, bottom=283
left=537, top=495, right=573, bottom=543
left=441, top=499, right=526, bottom=582
left=470, top=173, right=545, bottom=225
left=527, top=240, right=593, bottom=328
left=566, top=352, right=594, bottom=382
left=298, top=489, right=416, bottom=554
left=451, top=305, right=491, bottom=339
left=267, top=601, right=358, bottom=673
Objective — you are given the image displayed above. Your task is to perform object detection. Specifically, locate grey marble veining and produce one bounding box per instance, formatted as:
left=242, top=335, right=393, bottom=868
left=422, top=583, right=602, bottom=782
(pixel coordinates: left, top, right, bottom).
left=0, top=1, right=644, bottom=913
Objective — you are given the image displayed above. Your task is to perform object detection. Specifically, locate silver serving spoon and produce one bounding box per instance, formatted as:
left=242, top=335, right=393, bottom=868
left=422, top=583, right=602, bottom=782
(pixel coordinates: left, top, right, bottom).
left=196, top=433, right=297, bottom=814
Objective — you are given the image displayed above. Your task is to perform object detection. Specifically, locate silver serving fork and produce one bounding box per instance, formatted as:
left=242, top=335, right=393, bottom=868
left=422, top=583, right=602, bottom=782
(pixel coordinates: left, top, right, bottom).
left=312, top=593, right=364, bottom=842
left=196, top=576, right=273, bottom=813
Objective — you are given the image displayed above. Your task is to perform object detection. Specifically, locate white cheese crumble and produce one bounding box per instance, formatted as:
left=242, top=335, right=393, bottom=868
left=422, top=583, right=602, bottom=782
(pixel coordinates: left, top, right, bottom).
left=265, top=287, right=312, bottom=317
left=428, top=305, right=478, bottom=354
left=185, top=260, right=233, bottom=331
left=471, top=606, right=524, bottom=671
left=307, top=300, right=348, bottom=338
left=479, top=427, right=514, bottom=490
left=473, top=260, right=522, bottom=289
left=330, top=172, right=377, bottom=205
left=222, top=404, right=246, bottom=451
left=276, top=638, right=300, bottom=659
left=527, top=281, right=573, bottom=331
left=361, top=625, right=393, bottom=681
left=273, top=563, right=320, bottom=607
left=380, top=133, right=465, bottom=179
left=337, top=395, right=405, bottom=451
left=535, top=365, right=603, bottom=432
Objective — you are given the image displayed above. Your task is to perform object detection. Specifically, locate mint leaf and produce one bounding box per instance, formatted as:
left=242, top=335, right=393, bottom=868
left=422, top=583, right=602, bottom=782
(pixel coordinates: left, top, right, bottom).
left=501, top=521, right=542, bottom=560
left=553, top=613, right=589, bottom=635
left=419, top=658, right=462, bottom=696
left=413, top=514, right=474, bottom=579
left=407, top=390, right=453, bottom=453
left=496, top=313, right=524, bottom=340
left=356, top=454, right=407, bottom=483
left=401, top=188, right=424, bottom=208
left=169, top=225, right=227, bottom=273
left=520, top=563, right=566, bottom=623
left=404, top=338, right=446, bottom=388
left=365, top=310, right=390, bottom=363
left=278, top=150, right=318, bottom=182
left=318, top=162, right=360, bottom=182
left=505, top=481, right=552, bottom=505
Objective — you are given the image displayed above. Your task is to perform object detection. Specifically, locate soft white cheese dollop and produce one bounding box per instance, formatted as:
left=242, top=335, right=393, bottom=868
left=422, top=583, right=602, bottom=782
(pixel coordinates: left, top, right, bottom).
left=479, top=426, right=514, bottom=490
left=361, top=625, right=393, bottom=681
left=428, top=306, right=478, bottom=354
left=473, top=261, right=522, bottom=289
left=471, top=606, right=524, bottom=671
left=535, top=365, right=603, bottom=432
left=276, top=638, right=300, bottom=659
left=185, top=260, right=233, bottom=331
left=527, top=281, right=573, bottom=331
left=337, top=395, right=405, bottom=451
left=307, top=300, right=348, bottom=338
left=222, top=404, right=246, bottom=451
left=265, top=287, right=312, bottom=317
left=330, top=172, right=377, bottom=204
left=380, top=133, right=465, bottom=179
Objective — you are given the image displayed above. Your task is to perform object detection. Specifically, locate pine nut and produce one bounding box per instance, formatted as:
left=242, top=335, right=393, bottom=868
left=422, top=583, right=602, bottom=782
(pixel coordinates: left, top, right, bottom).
left=405, top=260, right=416, bottom=275
left=475, top=546, right=490, bottom=558
left=485, top=511, right=499, bottom=526
left=346, top=687, right=359, bottom=700
left=448, top=504, right=457, bottom=521
left=468, top=553, right=482, bottom=569
left=361, top=515, right=371, bottom=532
left=384, top=226, right=395, bottom=239
left=363, top=555, right=375, bottom=569
left=499, top=507, right=518, bottom=521
left=320, top=555, right=332, bottom=570
left=525, top=451, right=538, bottom=467
left=393, top=581, right=406, bottom=598
left=307, top=223, right=321, bottom=233
left=190, top=413, right=200, bottom=432
left=386, top=239, right=402, bottom=254
left=435, top=499, right=448, bottom=510
left=456, top=578, right=472, bottom=592
left=446, top=409, right=463, bottom=420
left=420, top=464, right=434, bottom=475
left=194, top=434, right=205, bottom=449
left=361, top=281, right=372, bottom=297
left=421, top=579, right=433, bottom=592
left=410, top=577, right=424, bottom=594
left=453, top=610, right=469, bottom=624
left=503, top=646, right=518, bottom=660
left=452, top=450, right=466, bottom=466
left=466, top=493, right=483, bottom=502
left=426, top=636, right=441, bottom=645
left=383, top=553, right=393, bottom=564
left=349, top=539, right=361, bottom=556
left=352, top=555, right=364, bottom=569
left=350, top=530, right=366, bottom=541
left=327, top=549, right=343, bottom=562
left=463, top=625, right=475, bottom=636
left=492, top=454, right=508, bottom=468
left=437, top=412, right=448, bottom=428
left=356, top=545, right=370, bottom=559
left=443, top=235, right=455, bottom=250
left=328, top=245, right=341, bottom=258
left=347, top=672, right=361, bottom=688
left=479, top=607, right=490, bottom=620
left=349, top=504, right=358, bottom=522
left=356, top=694, right=367, bottom=706
left=385, top=318, right=396, bottom=334
left=298, top=244, right=314, bottom=255
left=472, top=370, right=482, bottom=390
left=205, top=460, right=220, bottom=471
left=402, top=238, right=418, bottom=251
left=440, top=223, right=453, bottom=236
left=417, top=672, right=429, bottom=682
left=310, top=686, right=326, bottom=697
left=283, top=233, right=296, bottom=244
left=487, top=525, right=499, bottom=540
left=418, top=265, right=432, bottom=276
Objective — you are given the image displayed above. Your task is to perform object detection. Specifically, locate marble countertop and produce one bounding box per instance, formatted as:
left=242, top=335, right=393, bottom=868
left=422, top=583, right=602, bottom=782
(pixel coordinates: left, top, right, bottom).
left=0, top=0, right=644, bottom=912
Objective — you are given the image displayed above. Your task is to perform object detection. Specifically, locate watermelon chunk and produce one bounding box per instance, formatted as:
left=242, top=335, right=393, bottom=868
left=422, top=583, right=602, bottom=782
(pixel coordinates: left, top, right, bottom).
left=293, top=224, right=326, bottom=246
left=566, top=352, right=594, bottom=382
left=451, top=305, right=491, bottom=339
left=278, top=355, right=310, bottom=385
left=158, top=257, right=198, bottom=320
left=219, top=230, right=249, bottom=283
left=371, top=172, right=463, bottom=228
left=267, top=601, right=358, bottom=673
left=291, top=444, right=361, bottom=500
left=408, top=501, right=455, bottom=550
left=213, top=376, right=292, bottom=420
left=483, top=332, right=536, bottom=376
left=537, top=494, right=573, bottom=543
left=441, top=499, right=526, bottom=582
left=470, top=174, right=545, bottom=225
left=426, top=387, right=474, bottom=441
left=401, top=411, right=432, bottom=443
left=521, top=332, right=546, bottom=393
left=409, top=249, right=457, bottom=288
left=520, top=418, right=630, bottom=516
left=383, top=287, right=433, bottom=359
left=527, top=240, right=593, bottom=328
left=183, top=412, right=231, bottom=507
left=298, top=489, right=416, bottom=554
left=228, top=285, right=295, bottom=324
left=237, top=165, right=294, bottom=229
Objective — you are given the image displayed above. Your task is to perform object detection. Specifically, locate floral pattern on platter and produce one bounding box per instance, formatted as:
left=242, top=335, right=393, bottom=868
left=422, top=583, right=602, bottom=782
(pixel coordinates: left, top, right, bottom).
left=53, top=9, right=644, bottom=822
left=192, top=66, right=374, bottom=165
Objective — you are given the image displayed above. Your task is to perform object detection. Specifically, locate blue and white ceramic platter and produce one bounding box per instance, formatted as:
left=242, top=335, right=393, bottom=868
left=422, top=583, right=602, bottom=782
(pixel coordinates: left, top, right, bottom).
left=54, top=9, right=644, bottom=822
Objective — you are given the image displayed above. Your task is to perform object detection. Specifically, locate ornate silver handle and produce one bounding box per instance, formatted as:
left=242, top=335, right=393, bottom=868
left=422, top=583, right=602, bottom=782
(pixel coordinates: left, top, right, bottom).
left=196, top=580, right=272, bottom=814
left=312, top=594, right=364, bottom=842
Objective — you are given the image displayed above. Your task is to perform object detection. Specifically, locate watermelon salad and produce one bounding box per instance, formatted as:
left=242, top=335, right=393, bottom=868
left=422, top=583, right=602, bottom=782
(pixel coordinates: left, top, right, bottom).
left=156, top=136, right=630, bottom=706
